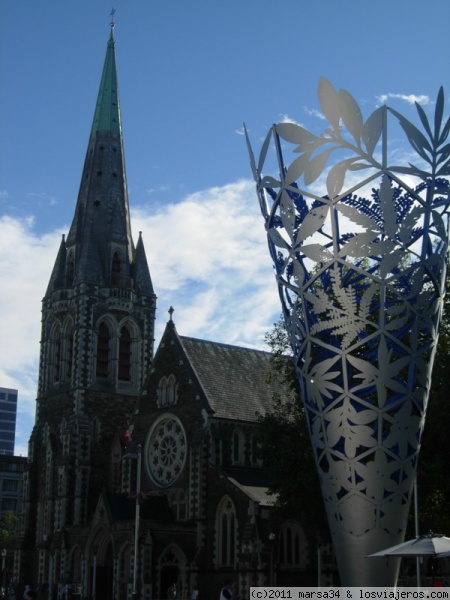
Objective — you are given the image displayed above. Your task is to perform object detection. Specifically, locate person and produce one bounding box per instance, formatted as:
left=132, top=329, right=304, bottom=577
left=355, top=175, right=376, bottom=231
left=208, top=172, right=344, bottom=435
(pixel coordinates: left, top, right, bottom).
left=24, top=592, right=37, bottom=600
left=219, top=581, right=235, bottom=600
left=191, top=588, right=199, bottom=600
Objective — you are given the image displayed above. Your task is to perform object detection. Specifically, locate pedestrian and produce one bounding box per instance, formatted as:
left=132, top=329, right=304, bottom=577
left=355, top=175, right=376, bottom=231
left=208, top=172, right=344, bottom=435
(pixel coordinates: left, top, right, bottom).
left=219, top=581, right=235, bottom=600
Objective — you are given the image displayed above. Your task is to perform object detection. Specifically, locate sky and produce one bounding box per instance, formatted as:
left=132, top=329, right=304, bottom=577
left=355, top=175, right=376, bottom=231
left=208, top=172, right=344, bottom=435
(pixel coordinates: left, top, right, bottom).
left=0, top=0, right=449, bottom=456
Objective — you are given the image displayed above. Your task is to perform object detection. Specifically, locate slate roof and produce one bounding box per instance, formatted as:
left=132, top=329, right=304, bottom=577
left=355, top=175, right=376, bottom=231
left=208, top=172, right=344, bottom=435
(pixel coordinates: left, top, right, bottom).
left=177, top=333, right=291, bottom=422
left=223, top=467, right=276, bottom=506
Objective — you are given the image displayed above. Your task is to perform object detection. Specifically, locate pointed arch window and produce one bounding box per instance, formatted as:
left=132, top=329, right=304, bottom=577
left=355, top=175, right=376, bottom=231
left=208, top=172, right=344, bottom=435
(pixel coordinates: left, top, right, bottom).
left=53, top=325, right=62, bottom=383
left=66, top=325, right=74, bottom=381
left=111, top=251, right=122, bottom=285
left=96, top=322, right=110, bottom=378
left=216, top=497, right=237, bottom=567
left=232, top=429, right=245, bottom=465
left=251, top=434, right=262, bottom=467
left=66, top=252, right=75, bottom=287
left=277, top=522, right=308, bottom=568
left=118, top=326, right=132, bottom=381
left=157, top=374, right=178, bottom=406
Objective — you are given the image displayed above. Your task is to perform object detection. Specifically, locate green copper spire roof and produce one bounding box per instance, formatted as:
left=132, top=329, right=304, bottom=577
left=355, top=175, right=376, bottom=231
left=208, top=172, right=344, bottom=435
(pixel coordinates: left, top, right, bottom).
left=90, top=29, right=121, bottom=135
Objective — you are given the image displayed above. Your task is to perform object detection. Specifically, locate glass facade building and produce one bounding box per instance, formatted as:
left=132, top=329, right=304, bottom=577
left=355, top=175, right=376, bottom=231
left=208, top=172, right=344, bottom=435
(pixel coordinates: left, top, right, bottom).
left=0, top=388, right=18, bottom=455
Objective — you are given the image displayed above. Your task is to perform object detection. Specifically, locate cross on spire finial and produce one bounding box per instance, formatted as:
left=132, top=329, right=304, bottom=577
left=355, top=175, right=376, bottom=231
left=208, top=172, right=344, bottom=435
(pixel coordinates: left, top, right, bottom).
left=168, top=306, right=174, bottom=321
left=110, top=8, right=116, bottom=29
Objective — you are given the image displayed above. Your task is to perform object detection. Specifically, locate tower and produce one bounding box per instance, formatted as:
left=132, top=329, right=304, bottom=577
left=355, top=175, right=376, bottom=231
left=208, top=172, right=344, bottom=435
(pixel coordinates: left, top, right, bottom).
left=20, top=23, right=156, bottom=584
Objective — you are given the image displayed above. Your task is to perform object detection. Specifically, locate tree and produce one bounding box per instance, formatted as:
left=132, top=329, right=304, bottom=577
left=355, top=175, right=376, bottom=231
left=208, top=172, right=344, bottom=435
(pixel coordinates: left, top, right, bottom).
left=414, top=285, right=450, bottom=534
left=255, top=317, right=328, bottom=537
left=0, top=511, right=18, bottom=549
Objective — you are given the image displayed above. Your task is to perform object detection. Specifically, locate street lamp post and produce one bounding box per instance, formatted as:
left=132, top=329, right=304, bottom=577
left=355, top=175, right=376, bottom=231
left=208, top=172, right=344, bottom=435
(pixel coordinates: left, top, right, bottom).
left=124, top=443, right=142, bottom=600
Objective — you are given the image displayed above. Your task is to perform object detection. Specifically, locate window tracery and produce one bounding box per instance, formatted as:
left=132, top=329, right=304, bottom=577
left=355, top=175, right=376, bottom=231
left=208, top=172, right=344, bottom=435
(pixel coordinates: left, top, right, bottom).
left=118, top=325, right=132, bottom=381
left=216, top=496, right=237, bottom=566
left=96, top=322, right=110, bottom=378
left=53, top=324, right=62, bottom=383
left=157, top=374, right=178, bottom=407
left=277, top=522, right=308, bottom=568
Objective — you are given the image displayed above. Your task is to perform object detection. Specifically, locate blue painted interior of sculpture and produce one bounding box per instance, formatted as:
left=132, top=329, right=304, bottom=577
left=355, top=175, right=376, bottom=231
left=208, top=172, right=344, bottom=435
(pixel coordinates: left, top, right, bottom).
left=247, top=80, right=450, bottom=583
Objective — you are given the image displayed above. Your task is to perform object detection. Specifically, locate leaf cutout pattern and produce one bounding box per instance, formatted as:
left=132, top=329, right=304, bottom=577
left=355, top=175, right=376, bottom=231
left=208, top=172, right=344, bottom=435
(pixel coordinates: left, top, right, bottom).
left=325, top=401, right=377, bottom=459
left=362, top=106, right=384, bottom=155
left=249, top=81, right=450, bottom=556
left=338, top=88, right=364, bottom=144
left=295, top=204, right=329, bottom=243
left=318, top=77, right=342, bottom=132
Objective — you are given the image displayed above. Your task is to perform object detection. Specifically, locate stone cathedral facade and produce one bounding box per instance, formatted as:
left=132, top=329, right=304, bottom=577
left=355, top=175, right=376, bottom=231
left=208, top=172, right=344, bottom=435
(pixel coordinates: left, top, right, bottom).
left=15, top=25, right=330, bottom=600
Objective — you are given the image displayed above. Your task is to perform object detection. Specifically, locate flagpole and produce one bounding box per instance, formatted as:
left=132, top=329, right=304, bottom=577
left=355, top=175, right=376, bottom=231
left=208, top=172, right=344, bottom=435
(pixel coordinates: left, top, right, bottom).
left=133, top=445, right=142, bottom=599
left=125, top=442, right=142, bottom=600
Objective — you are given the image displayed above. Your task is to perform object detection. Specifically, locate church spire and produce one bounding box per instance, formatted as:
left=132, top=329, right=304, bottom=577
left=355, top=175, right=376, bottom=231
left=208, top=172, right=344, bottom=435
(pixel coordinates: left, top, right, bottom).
left=90, top=28, right=121, bottom=136
left=64, top=23, right=137, bottom=288
left=39, top=22, right=156, bottom=397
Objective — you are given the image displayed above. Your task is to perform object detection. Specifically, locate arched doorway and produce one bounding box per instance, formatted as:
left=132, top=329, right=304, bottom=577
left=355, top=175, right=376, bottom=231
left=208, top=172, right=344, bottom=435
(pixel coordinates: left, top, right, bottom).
left=90, top=537, right=114, bottom=600
left=158, top=545, right=187, bottom=600
left=161, top=565, right=180, bottom=600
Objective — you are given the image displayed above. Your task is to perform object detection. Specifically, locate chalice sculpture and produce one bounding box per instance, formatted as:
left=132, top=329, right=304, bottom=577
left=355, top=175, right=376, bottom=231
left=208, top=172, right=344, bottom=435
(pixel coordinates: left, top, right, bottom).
left=246, top=79, right=449, bottom=585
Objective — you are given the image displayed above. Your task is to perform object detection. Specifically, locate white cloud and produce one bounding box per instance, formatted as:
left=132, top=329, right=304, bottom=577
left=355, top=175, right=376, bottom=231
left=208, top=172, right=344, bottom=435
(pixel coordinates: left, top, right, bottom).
left=0, top=216, right=65, bottom=455
left=133, top=179, right=280, bottom=346
left=27, top=191, right=58, bottom=206
left=303, top=107, right=326, bottom=120
left=279, top=113, right=303, bottom=126
left=0, top=179, right=281, bottom=455
left=376, top=93, right=431, bottom=106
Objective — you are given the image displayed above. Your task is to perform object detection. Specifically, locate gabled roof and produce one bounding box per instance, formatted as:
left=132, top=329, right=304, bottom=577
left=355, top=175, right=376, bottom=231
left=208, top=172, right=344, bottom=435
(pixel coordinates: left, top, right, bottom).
left=160, top=321, right=291, bottom=422
left=223, top=467, right=276, bottom=506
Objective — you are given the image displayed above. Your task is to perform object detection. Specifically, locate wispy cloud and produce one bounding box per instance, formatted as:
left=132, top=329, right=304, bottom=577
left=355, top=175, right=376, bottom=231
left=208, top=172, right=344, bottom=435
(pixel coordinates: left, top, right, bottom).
left=27, top=191, right=58, bottom=206
left=303, top=106, right=326, bottom=120
left=376, top=93, right=431, bottom=106
left=0, top=179, right=280, bottom=456
left=145, top=184, right=170, bottom=195
left=279, top=113, right=303, bottom=126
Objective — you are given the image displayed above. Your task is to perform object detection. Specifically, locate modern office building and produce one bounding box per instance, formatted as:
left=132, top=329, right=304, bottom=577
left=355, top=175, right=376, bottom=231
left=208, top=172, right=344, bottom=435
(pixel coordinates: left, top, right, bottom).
left=0, top=388, right=18, bottom=456
left=0, top=454, right=26, bottom=517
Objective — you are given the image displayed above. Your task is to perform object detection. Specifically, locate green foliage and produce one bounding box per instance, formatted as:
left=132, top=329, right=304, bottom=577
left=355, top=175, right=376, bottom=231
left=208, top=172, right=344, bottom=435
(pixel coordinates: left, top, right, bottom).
left=256, top=316, right=328, bottom=535
left=0, top=511, right=18, bottom=549
left=415, top=285, right=450, bottom=534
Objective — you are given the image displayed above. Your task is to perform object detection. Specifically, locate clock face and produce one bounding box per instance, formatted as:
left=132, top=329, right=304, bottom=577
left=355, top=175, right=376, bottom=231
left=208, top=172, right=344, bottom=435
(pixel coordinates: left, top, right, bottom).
left=145, top=414, right=187, bottom=487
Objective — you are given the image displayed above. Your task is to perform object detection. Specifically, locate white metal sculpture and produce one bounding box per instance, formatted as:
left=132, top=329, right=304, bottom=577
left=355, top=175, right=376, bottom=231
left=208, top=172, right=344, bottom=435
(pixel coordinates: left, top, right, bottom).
left=246, top=79, right=450, bottom=585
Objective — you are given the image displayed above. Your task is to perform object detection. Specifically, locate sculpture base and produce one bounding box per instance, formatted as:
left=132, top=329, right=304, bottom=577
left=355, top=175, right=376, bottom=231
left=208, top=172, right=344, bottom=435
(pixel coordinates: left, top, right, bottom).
left=324, top=492, right=406, bottom=586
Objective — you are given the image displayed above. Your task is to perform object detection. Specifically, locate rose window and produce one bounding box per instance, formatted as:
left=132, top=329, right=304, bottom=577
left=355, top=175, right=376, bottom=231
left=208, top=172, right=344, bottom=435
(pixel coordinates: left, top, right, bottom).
left=145, top=414, right=187, bottom=487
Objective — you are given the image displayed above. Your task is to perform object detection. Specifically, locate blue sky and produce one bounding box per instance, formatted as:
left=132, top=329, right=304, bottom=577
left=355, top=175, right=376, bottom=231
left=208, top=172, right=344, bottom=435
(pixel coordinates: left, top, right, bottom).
left=1, top=0, right=449, bottom=455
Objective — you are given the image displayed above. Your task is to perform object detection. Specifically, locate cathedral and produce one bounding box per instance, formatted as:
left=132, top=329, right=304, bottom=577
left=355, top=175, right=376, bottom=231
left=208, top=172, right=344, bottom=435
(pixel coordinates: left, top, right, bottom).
left=16, top=23, right=328, bottom=599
